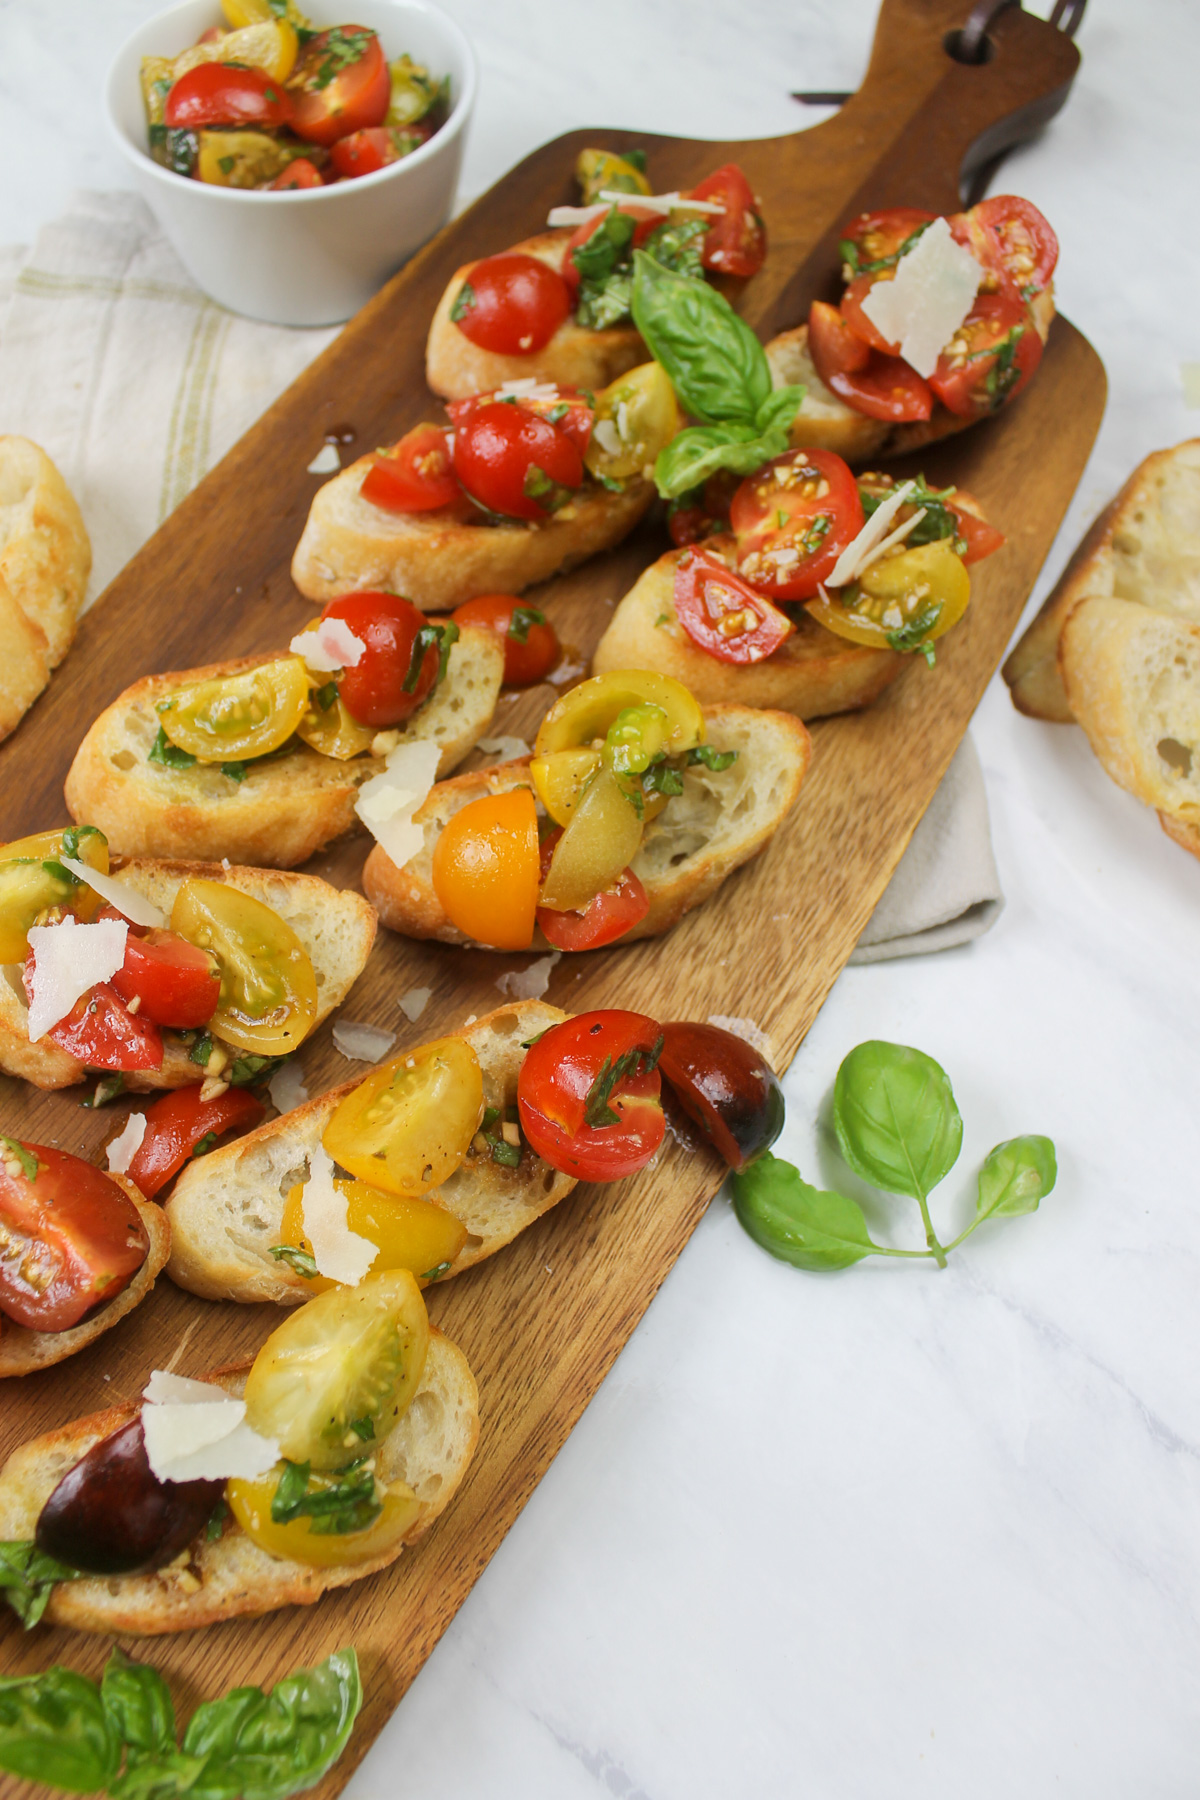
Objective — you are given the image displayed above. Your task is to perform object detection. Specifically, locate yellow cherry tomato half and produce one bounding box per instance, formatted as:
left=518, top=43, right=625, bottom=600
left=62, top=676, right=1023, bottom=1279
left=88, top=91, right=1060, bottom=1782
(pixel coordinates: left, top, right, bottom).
left=323, top=1037, right=484, bottom=1198
left=155, top=657, right=310, bottom=761
left=806, top=540, right=971, bottom=653
left=221, top=0, right=309, bottom=47
left=170, top=878, right=317, bottom=1056
left=538, top=766, right=644, bottom=913
left=535, top=670, right=704, bottom=761
left=227, top=1465, right=421, bottom=1567
left=279, top=1178, right=469, bottom=1294
left=243, top=1268, right=430, bottom=1470
left=431, top=789, right=540, bottom=950
left=585, top=363, right=681, bottom=484
left=190, top=17, right=299, bottom=80
left=0, top=827, right=109, bottom=963
left=575, top=147, right=652, bottom=204
left=529, top=746, right=601, bottom=828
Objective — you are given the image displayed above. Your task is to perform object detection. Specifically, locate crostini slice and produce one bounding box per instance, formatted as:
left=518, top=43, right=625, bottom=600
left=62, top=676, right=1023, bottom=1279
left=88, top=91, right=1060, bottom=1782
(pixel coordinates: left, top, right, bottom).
left=0, top=436, right=92, bottom=743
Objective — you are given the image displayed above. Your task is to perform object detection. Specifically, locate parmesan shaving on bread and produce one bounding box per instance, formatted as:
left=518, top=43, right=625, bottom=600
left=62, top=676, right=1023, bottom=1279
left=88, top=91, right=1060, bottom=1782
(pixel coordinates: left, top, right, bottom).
left=25, top=916, right=127, bottom=1040
left=859, top=218, right=982, bottom=378
left=300, top=1143, right=377, bottom=1285
left=140, top=1373, right=278, bottom=1484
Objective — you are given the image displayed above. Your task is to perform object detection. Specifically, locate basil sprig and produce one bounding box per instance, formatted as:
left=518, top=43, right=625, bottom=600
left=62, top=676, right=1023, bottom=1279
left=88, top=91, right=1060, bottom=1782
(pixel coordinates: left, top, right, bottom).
left=631, top=252, right=805, bottom=498
left=732, top=1041, right=1056, bottom=1272
left=0, top=1646, right=361, bottom=1798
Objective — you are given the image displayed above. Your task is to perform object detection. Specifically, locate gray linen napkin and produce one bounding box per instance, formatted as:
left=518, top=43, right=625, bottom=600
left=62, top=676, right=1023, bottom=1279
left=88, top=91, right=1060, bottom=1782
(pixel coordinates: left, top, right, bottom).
left=0, top=191, right=1004, bottom=959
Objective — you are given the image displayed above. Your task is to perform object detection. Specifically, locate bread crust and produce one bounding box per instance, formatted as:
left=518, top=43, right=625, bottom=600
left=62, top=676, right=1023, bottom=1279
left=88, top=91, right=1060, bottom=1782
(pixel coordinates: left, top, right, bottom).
left=0, top=1333, right=479, bottom=1634
left=64, top=633, right=503, bottom=866
left=0, top=1181, right=169, bottom=1378
left=424, top=231, right=644, bottom=401
left=0, top=436, right=91, bottom=742
left=164, top=1000, right=577, bottom=1303
left=362, top=703, right=811, bottom=946
left=591, top=544, right=903, bottom=718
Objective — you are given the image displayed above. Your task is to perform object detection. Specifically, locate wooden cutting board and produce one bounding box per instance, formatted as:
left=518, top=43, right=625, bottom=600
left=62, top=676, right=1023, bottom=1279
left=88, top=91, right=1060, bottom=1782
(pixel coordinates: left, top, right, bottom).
left=0, top=0, right=1104, bottom=1790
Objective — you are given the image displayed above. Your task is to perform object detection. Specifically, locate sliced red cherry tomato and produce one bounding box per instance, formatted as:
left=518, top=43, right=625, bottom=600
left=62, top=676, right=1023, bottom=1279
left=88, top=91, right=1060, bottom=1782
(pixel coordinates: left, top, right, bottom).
left=689, top=164, right=766, bottom=279
left=517, top=1010, right=665, bottom=1181
left=839, top=277, right=903, bottom=356
left=319, top=592, right=440, bottom=727
left=287, top=26, right=389, bottom=147
left=450, top=253, right=572, bottom=355
left=947, top=494, right=1006, bottom=563
left=164, top=62, right=294, bottom=130
left=269, top=157, right=325, bottom=190
left=447, top=388, right=595, bottom=459
left=928, top=286, right=1042, bottom=418
left=673, top=551, right=794, bottom=663
left=561, top=204, right=659, bottom=295
left=124, top=1086, right=266, bottom=1200
left=963, top=196, right=1058, bottom=296
left=658, top=1021, right=785, bottom=1169
left=360, top=425, right=462, bottom=514
left=808, top=299, right=871, bottom=384
left=667, top=472, right=738, bottom=546
left=102, top=911, right=220, bottom=1029
left=450, top=594, right=560, bottom=686
left=533, top=829, right=648, bottom=951
left=731, top=447, right=864, bottom=601
left=841, top=207, right=936, bottom=277
left=0, top=1142, right=149, bottom=1333
left=23, top=942, right=164, bottom=1070
left=452, top=401, right=584, bottom=521
left=828, top=353, right=933, bottom=423
left=330, top=123, right=428, bottom=179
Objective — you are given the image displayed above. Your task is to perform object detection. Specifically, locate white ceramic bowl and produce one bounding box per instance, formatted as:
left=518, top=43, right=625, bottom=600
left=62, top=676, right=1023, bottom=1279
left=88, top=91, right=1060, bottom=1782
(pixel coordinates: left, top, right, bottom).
left=106, top=0, right=476, bottom=326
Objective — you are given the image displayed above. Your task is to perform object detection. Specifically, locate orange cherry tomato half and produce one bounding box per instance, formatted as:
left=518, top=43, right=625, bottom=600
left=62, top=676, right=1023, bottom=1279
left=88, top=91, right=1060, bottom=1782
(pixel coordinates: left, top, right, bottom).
left=828, top=353, right=933, bottom=423
left=102, top=909, right=220, bottom=1029
left=287, top=26, right=389, bottom=147
left=561, top=204, right=659, bottom=294
left=450, top=594, right=560, bottom=686
left=731, top=447, right=864, bottom=601
left=517, top=1009, right=665, bottom=1181
left=319, top=592, right=440, bottom=727
left=431, top=789, right=540, bottom=950
left=672, top=550, right=794, bottom=663
left=533, top=828, right=648, bottom=952
left=689, top=163, right=766, bottom=279
left=0, top=1143, right=149, bottom=1332
left=164, top=63, right=294, bottom=130
left=269, top=157, right=325, bottom=190
left=124, top=1086, right=266, bottom=1200
left=452, top=400, right=584, bottom=521
left=360, top=425, right=461, bottom=514
left=330, top=123, right=428, bottom=178
left=808, top=299, right=870, bottom=384
left=450, top=253, right=572, bottom=355
left=928, top=287, right=1043, bottom=418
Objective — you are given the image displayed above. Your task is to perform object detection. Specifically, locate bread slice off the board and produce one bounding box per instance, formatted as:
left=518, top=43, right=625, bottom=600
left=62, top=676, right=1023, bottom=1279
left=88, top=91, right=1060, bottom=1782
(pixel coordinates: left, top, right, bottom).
left=63, top=629, right=504, bottom=867
left=424, top=231, right=644, bottom=402
left=362, top=703, right=812, bottom=947
left=290, top=449, right=653, bottom=611
left=0, top=436, right=92, bottom=743
left=0, top=1181, right=169, bottom=1378
left=591, top=544, right=902, bottom=719
left=0, top=1332, right=478, bottom=1634
left=1004, top=438, right=1200, bottom=722
left=164, top=1000, right=577, bottom=1304
left=1059, top=596, right=1200, bottom=833
left=0, top=859, right=376, bottom=1092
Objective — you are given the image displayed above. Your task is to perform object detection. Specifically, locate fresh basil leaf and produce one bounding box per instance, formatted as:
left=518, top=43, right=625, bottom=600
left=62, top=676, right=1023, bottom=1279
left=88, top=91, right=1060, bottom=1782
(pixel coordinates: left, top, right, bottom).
left=269, top=1462, right=381, bottom=1537
left=507, top=606, right=544, bottom=643
left=180, top=1647, right=362, bottom=1800
left=101, top=1650, right=175, bottom=1760
left=631, top=250, right=771, bottom=425
left=731, top=1153, right=877, bottom=1271
left=885, top=603, right=942, bottom=660
left=189, top=1032, right=214, bottom=1068
left=575, top=269, right=634, bottom=332
left=269, top=1244, right=319, bottom=1280
left=833, top=1040, right=963, bottom=1201
left=641, top=759, right=685, bottom=799
left=219, top=762, right=247, bottom=784
left=641, top=216, right=707, bottom=279
left=403, top=621, right=459, bottom=693
left=449, top=281, right=475, bottom=323
left=83, top=1073, right=127, bottom=1109
left=652, top=422, right=787, bottom=500
left=570, top=206, right=636, bottom=284
left=60, top=825, right=106, bottom=862
left=229, top=1052, right=285, bottom=1087
left=583, top=1035, right=664, bottom=1129
left=488, top=1136, right=521, bottom=1168
left=687, top=744, right=737, bottom=772
left=753, top=384, right=805, bottom=436
left=975, top=1135, right=1057, bottom=1223
left=147, top=728, right=196, bottom=772
left=0, top=1540, right=83, bottom=1629
left=0, top=1666, right=120, bottom=1792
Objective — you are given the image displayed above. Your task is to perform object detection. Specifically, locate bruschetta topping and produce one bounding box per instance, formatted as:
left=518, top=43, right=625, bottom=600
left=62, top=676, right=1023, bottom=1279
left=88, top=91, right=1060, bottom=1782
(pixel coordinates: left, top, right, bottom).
left=0, top=1141, right=149, bottom=1333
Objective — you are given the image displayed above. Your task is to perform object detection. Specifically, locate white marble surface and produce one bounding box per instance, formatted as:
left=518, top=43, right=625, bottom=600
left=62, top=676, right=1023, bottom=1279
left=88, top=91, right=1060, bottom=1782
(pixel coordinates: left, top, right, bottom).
left=3, top=0, right=1200, bottom=1794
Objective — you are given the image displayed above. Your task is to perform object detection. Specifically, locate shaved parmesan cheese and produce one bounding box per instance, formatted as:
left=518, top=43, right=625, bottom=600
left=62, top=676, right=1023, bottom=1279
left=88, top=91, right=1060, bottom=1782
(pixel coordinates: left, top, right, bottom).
left=141, top=1370, right=279, bottom=1484
left=106, top=1111, right=147, bottom=1173
left=307, top=443, right=340, bottom=474
left=267, top=1060, right=309, bottom=1114
left=332, top=1019, right=396, bottom=1063
left=707, top=1013, right=775, bottom=1068
left=26, top=916, right=128, bottom=1041
left=289, top=617, right=365, bottom=673
left=826, top=481, right=916, bottom=587
left=398, top=987, right=431, bottom=1023
left=855, top=506, right=926, bottom=577
left=860, top=218, right=982, bottom=379
left=598, top=189, right=725, bottom=216
left=547, top=202, right=609, bottom=228
left=57, top=858, right=166, bottom=928
left=477, top=735, right=531, bottom=762
left=496, top=950, right=560, bottom=1000
left=354, top=738, right=440, bottom=871
left=302, top=1143, right=376, bottom=1286
left=592, top=419, right=622, bottom=457
left=496, top=378, right=561, bottom=403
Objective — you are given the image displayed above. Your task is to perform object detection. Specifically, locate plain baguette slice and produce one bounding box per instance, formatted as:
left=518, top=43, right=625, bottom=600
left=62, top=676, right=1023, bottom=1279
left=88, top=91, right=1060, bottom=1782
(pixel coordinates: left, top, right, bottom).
left=1004, top=438, right=1200, bottom=722
left=0, top=436, right=92, bottom=743
left=0, top=1331, right=478, bottom=1635
left=424, top=231, right=644, bottom=402
left=0, top=1181, right=169, bottom=1378
left=591, top=544, right=902, bottom=719
left=1058, top=596, right=1200, bottom=826
left=165, top=1000, right=576, bottom=1304
left=363, top=704, right=812, bottom=947
left=290, top=450, right=653, bottom=611
left=63, top=630, right=503, bottom=866
left=0, top=859, right=376, bottom=1092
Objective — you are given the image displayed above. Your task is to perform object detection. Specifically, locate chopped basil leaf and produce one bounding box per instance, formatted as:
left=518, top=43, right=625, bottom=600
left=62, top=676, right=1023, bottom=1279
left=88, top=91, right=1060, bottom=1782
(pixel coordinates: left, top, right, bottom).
left=270, top=1460, right=382, bottom=1536
left=583, top=1035, right=665, bottom=1129
left=507, top=606, right=544, bottom=643
left=269, top=1243, right=320, bottom=1280
left=230, top=1052, right=285, bottom=1087
left=419, top=1260, right=452, bottom=1281
left=0, top=1541, right=84, bottom=1629
left=315, top=680, right=338, bottom=711
left=402, top=620, right=459, bottom=693
left=190, top=1031, right=214, bottom=1068
left=191, top=1131, right=218, bottom=1158
left=220, top=761, right=248, bottom=784
left=83, top=1073, right=126, bottom=1109
left=886, top=603, right=942, bottom=662
left=348, top=1417, right=375, bottom=1442
left=0, top=1139, right=38, bottom=1181
left=687, top=744, right=738, bottom=772
left=148, top=727, right=196, bottom=771
left=450, top=281, right=476, bottom=323
left=522, top=464, right=571, bottom=513
left=205, top=1499, right=229, bottom=1542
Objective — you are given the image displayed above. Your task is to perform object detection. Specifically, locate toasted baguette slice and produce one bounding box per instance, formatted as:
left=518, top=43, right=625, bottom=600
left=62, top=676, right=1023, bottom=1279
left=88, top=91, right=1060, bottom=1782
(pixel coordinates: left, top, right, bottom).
left=0, top=437, right=92, bottom=742
left=0, top=1182, right=168, bottom=1378
left=592, top=543, right=902, bottom=719
left=165, top=1000, right=576, bottom=1304
left=64, top=631, right=503, bottom=866
left=1058, top=596, right=1200, bottom=829
left=363, top=705, right=811, bottom=947
left=1158, top=810, right=1200, bottom=862
left=764, top=289, right=1055, bottom=466
left=1004, top=439, right=1200, bottom=722
left=0, top=1332, right=478, bottom=1634
left=291, top=450, right=653, bottom=610
left=425, top=231, right=644, bottom=401
left=0, top=860, right=376, bottom=1092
